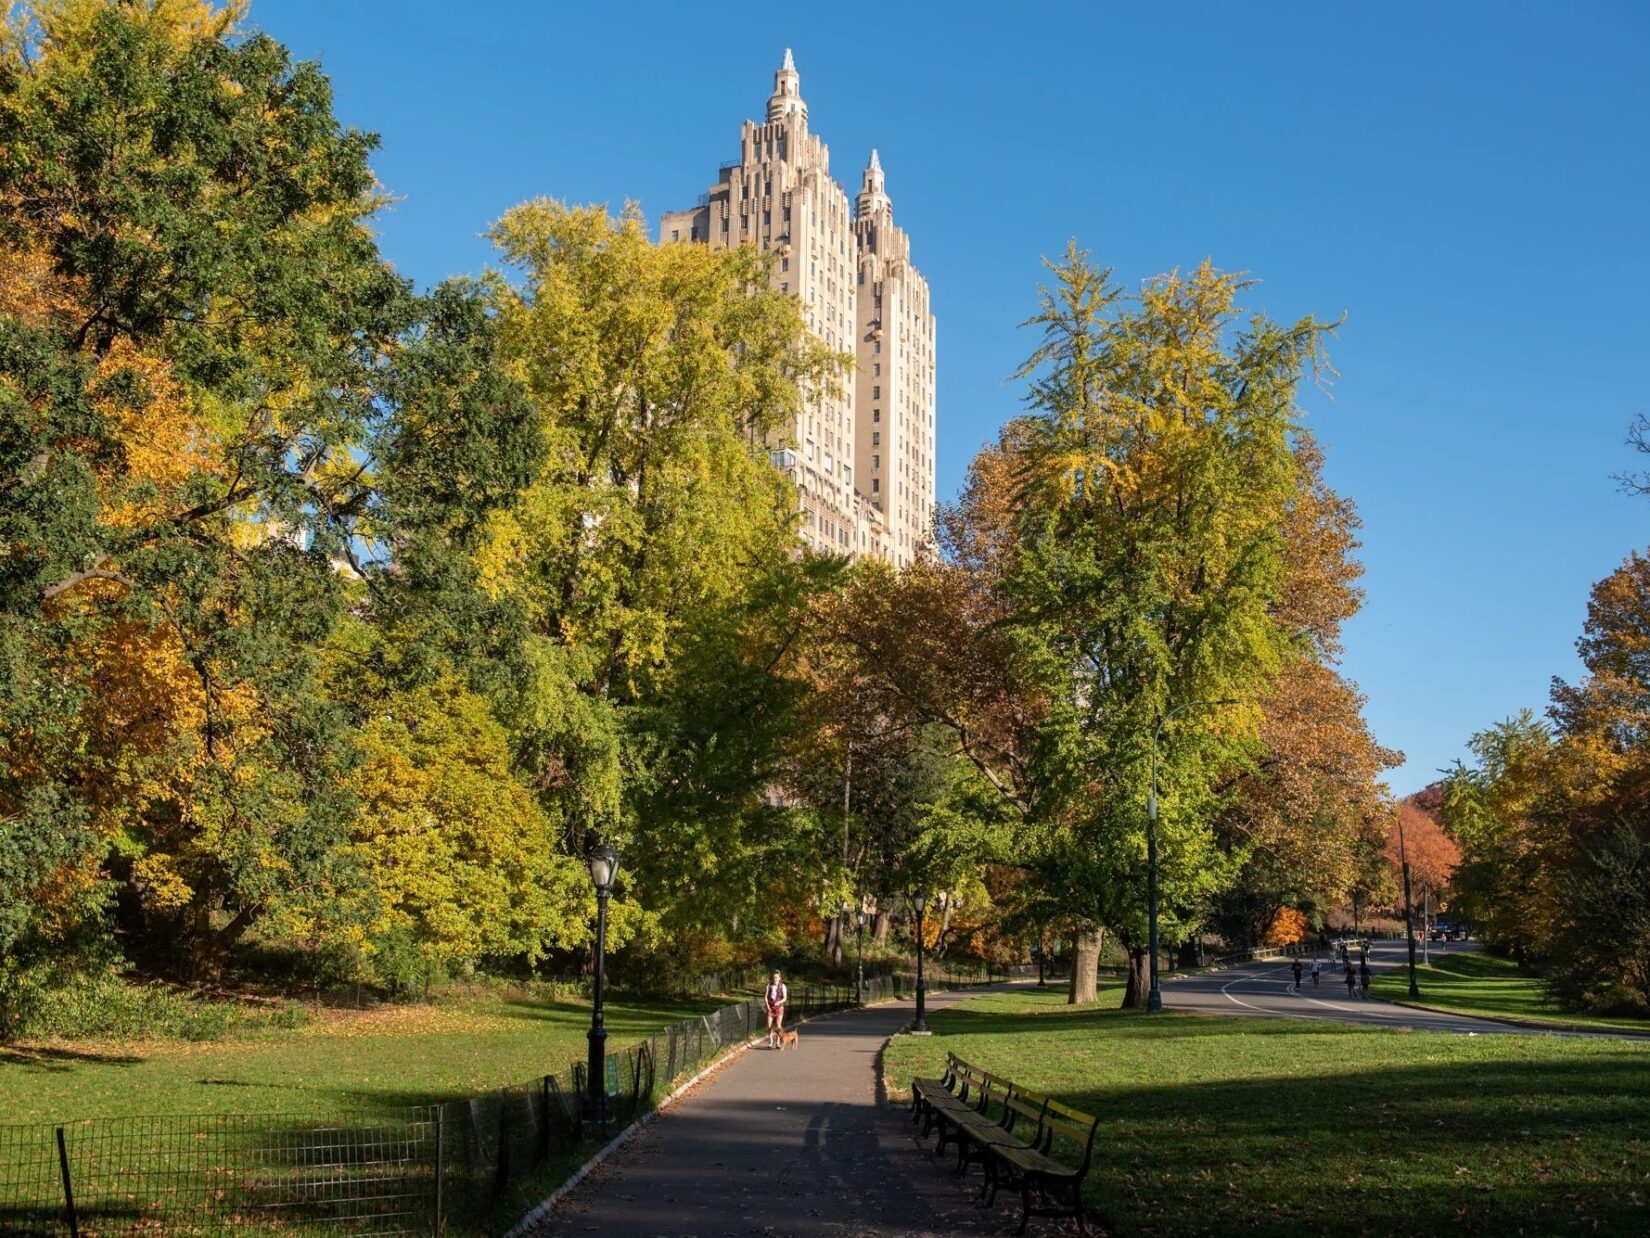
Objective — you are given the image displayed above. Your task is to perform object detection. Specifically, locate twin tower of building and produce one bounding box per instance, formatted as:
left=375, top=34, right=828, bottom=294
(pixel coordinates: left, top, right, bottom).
left=661, top=51, right=937, bottom=568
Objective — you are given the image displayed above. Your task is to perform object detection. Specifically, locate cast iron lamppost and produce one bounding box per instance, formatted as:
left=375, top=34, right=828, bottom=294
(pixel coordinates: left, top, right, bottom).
left=586, top=842, right=618, bottom=1122
left=1395, top=811, right=1422, bottom=998
left=912, top=889, right=930, bottom=1034
left=1147, top=699, right=1237, bottom=1013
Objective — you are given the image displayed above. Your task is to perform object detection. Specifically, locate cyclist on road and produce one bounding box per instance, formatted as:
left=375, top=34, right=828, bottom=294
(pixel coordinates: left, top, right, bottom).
left=1290, top=958, right=1304, bottom=992
left=1344, top=962, right=1358, bottom=998
left=1310, top=958, right=1322, bottom=987
left=1359, top=959, right=1373, bottom=998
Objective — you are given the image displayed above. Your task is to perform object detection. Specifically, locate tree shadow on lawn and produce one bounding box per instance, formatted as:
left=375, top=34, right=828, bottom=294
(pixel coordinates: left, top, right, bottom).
left=918, top=1001, right=1342, bottom=1043
left=0, top=1044, right=143, bottom=1071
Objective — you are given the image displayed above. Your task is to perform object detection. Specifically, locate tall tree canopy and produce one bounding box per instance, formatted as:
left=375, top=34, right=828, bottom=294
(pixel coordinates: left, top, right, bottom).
left=0, top=0, right=407, bottom=981
left=474, top=200, right=845, bottom=953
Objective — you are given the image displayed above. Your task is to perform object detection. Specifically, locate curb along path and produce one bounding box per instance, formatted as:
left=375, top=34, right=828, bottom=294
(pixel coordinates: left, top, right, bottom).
left=527, top=988, right=1011, bottom=1237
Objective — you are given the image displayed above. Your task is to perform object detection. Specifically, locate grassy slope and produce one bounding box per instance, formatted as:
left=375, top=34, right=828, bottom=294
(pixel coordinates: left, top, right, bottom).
left=0, top=992, right=721, bottom=1124
left=882, top=988, right=1650, bottom=1238
left=1371, top=949, right=1650, bottom=1032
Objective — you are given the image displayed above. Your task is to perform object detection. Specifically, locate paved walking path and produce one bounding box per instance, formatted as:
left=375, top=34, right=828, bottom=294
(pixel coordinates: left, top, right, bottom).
left=529, top=988, right=1010, bottom=1237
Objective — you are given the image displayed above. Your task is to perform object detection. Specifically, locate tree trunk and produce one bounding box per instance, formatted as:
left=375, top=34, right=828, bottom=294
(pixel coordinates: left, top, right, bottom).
left=1067, top=930, right=1102, bottom=1004
left=872, top=909, right=891, bottom=945
left=934, top=899, right=954, bottom=955
left=824, top=913, right=844, bottom=968
left=1121, top=947, right=1149, bottom=1009
left=189, top=901, right=259, bottom=989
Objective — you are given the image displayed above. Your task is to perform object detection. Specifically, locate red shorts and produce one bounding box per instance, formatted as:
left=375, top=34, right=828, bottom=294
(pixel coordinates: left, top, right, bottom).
left=766, top=1005, right=785, bottom=1022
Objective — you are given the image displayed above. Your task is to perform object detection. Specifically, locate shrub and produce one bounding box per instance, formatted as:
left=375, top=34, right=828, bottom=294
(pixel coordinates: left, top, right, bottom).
left=5, top=970, right=308, bottom=1042
left=1548, top=820, right=1650, bottom=1015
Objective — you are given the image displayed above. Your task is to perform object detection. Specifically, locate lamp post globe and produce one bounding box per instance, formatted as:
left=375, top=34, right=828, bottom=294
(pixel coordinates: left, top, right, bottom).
left=586, top=843, right=618, bottom=1123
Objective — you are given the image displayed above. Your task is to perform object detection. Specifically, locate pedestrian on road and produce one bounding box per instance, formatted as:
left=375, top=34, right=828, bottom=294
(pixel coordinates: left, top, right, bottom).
left=763, top=970, right=788, bottom=1048
left=1310, top=958, right=1322, bottom=987
left=1291, top=959, right=1303, bottom=992
left=1359, top=960, right=1372, bottom=998
left=1344, top=962, right=1357, bottom=998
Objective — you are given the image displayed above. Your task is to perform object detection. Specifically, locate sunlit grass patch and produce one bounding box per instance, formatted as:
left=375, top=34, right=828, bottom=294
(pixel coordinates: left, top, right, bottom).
left=1372, top=950, right=1650, bottom=1033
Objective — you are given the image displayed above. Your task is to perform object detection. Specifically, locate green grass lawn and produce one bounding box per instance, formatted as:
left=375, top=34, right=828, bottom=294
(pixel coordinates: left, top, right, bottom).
left=0, top=990, right=722, bottom=1124
left=883, top=988, right=1650, bottom=1237
left=1371, top=949, right=1650, bottom=1032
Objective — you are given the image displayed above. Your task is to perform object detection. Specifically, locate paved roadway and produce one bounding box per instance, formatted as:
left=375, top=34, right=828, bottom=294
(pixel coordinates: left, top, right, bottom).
left=1165, top=939, right=1552, bottom=1034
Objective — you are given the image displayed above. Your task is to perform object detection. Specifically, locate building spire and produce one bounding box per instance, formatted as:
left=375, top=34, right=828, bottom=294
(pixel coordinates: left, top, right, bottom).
left=768, top=49, right=807, bottom=124
left=858, top=148, right=890, bottom=216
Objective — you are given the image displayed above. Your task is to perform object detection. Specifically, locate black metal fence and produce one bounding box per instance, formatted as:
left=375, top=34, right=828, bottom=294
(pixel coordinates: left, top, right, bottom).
left=0, top=973, right=974, bottom=1235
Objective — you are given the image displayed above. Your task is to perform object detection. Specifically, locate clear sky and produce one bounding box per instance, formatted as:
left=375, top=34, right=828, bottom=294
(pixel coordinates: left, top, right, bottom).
left=255, top=1, right=1649, bottom=794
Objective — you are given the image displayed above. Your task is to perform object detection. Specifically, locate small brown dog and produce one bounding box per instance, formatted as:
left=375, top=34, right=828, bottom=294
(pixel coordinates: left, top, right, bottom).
left=777, top=1027, right=800, bottom=1050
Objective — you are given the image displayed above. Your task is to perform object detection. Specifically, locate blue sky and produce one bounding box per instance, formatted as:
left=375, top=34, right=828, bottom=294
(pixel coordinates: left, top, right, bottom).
left=256, top=1, right=1649, bottom=794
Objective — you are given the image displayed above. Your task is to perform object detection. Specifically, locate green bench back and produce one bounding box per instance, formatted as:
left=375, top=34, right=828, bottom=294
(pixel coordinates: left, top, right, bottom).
left=1038, top=1095, right=1101, bottom=1171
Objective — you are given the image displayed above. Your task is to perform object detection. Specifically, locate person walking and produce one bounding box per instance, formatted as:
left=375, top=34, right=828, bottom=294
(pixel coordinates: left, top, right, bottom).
left=763, top=970, right=788, bottom=1048
left=1310, top=957, right=1322, bottom=987
left=1359, top=959, right=1372, bottom=999
left=1344, top=961, right=1358, bottom=999
left=1291, top=958, right=1304, bottom=992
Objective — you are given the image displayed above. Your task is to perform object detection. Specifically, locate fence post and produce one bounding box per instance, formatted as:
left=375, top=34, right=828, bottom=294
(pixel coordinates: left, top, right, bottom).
left=433, top=1104, right=446, bottom=1238
left=467, top=1096, right=486, bottom=1180
left=494, top=1090, right=511, bottom=1199
left=539, top=1076, right=551, bottom=1161
left=55, top=1126, right=78, bottom=1238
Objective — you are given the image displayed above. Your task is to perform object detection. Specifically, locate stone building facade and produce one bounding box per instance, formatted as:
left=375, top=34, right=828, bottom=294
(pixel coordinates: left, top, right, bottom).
left=659, top=51, right=937, bottom=567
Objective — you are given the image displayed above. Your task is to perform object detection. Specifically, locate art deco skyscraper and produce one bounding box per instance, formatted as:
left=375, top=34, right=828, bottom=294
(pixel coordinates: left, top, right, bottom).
left=660, top=52, right=937, bottom=567
left=852, top=149, right=937, bottom=568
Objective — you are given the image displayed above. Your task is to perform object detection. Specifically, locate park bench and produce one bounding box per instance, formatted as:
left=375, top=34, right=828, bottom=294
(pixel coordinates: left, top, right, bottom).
left=910, top=1053, right=987, bottom=1142
left=910, top=1056, right=1099, bottom=1235
left=985, top=1092, right=1100, bottom=1235
left=911, top=1055, right=1026, bottom=1169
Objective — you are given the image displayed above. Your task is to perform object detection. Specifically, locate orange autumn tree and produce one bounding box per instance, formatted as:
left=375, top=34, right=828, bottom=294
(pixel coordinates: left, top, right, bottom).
left=1388, top=793, right=1461, bottom=904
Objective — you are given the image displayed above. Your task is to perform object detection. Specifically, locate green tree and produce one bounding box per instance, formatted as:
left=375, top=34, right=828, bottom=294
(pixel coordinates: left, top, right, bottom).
left=475, top=200, right=844, bottom=955
left=0, top=0, right=408, bottom=982
left=995, top=248, right=1330, bottom=1004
